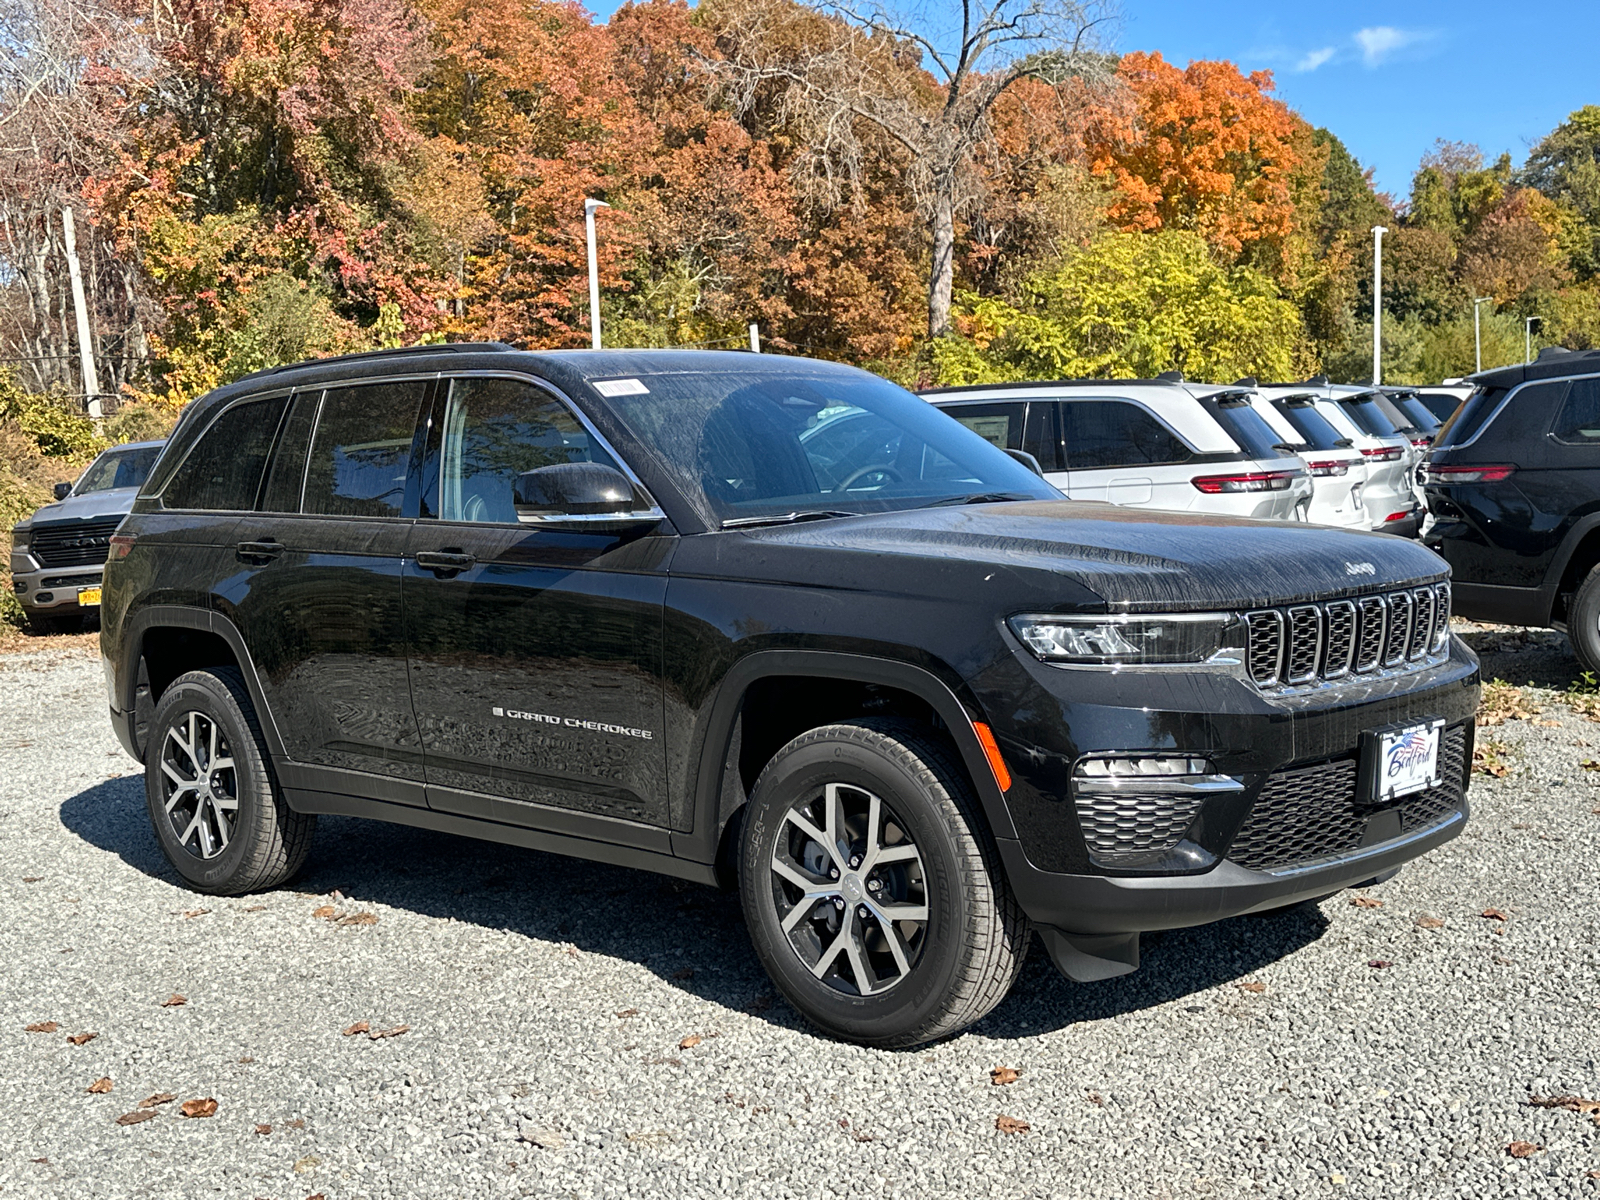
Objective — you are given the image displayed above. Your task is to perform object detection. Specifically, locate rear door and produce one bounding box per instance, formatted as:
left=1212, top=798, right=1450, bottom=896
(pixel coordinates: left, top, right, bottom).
left=226, top=378, right=431, bottom=796
left=403, top=373, right=674, bottom=835
left=1060, top=399, right=1194, bottom=508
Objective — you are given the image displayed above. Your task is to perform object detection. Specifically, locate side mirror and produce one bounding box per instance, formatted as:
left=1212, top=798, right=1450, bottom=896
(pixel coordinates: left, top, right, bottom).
left=53, top=482, right=72, bottom=501
left=513, top=462, right=663, bottom=533
left=1004, top=448, right=1044, bottom=477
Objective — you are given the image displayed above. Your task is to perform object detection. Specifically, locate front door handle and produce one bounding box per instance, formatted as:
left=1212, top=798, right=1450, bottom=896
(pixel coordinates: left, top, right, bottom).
left=236, top=540, right=283, bottom=564
left=415, top=550, right=476, bottom=576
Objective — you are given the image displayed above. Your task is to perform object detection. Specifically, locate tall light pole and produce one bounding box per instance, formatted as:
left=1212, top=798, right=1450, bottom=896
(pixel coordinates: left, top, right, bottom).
left=1526, top=315, right=1542, bottom=364
left=1371, top=226, right=1387, bottom=386
left=1472, top=296, right=1492, bottom=373
left=584, top=198, right=609, bottom=351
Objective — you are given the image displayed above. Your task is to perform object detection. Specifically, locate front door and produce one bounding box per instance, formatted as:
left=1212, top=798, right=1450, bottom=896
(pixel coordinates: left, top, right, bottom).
left=403, top=374, right=673, bottom=833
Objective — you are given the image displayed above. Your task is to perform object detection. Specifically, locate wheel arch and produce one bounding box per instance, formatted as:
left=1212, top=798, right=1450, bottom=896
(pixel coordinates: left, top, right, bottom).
left=1551, top=514, right=1600, bottom=625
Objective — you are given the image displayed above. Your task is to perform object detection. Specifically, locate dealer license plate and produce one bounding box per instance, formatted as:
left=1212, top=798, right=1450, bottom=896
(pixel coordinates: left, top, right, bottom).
left=1373, top=721, right=1441, bottom=800
left=77, top=586, right=101, bottom=607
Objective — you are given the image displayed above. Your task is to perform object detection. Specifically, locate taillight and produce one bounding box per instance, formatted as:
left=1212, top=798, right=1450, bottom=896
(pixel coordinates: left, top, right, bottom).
left=1383, top=510, right=1413, bottom=522
left=1360, top=447, right=1405, bottom=462
left=107, top=534, right=135, bottom=562
left=1411, top=437, right=1432, bottom=447
left=1192, top=469, right=1304, bottom=494
left=1423, top=463, right=1516, bottom=485
left=1305, top=460, right=1349, bottom=477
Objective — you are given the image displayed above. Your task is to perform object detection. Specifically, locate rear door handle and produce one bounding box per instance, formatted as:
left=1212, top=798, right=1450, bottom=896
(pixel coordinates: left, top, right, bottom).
left=415, top=550, right=476, bottom=576
left=236, top=540, right=283, bottom=563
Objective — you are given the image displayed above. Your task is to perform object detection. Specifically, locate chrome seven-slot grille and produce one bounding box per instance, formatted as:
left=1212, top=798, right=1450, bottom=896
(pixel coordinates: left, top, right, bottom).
left=1245, top=582, right=1450, bottom=689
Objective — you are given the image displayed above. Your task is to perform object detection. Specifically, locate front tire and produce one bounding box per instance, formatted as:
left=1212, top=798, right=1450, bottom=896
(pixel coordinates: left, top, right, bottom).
left=1570, top=565, right=1600, bottom=677
left=738, top=718, right=1029, bottom=1047
left=144, top=668, right=315, bottom=895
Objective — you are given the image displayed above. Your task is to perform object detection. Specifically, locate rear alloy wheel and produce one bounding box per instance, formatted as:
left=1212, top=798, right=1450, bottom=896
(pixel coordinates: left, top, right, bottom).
left=739, top=718, right=1029, bottom=1047
left=157, top=710, right=240, bottom=860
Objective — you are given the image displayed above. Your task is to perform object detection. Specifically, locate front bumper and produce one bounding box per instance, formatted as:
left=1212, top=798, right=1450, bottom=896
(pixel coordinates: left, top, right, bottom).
left=11, top=559, right=104, bottom=612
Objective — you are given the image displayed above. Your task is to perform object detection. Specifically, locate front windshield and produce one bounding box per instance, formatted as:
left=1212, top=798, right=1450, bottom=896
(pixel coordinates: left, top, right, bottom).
left=74, top=445, right=162, bottom=496
left=592, top=367, right=1059, bottom=525
left=1273, top=400, right=1347, bottom=451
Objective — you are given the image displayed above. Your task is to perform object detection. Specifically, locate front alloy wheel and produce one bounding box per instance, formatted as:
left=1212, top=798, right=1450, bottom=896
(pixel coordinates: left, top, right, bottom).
left=158, top=710, right=239, bottom=858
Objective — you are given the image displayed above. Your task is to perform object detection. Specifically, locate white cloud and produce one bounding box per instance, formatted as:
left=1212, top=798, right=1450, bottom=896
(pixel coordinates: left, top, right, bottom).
left=1354, top=26, right=1423, bottom=67
left=1295, top=46, right=1336, bottom=73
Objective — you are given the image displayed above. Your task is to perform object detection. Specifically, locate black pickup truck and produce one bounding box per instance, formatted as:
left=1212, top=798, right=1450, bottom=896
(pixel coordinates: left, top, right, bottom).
left=100, top=346, right=1478, bottom=1046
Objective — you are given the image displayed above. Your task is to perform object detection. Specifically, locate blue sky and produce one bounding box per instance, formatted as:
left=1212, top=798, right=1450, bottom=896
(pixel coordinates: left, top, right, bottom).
left=587, top=0, right=1597, bottom=203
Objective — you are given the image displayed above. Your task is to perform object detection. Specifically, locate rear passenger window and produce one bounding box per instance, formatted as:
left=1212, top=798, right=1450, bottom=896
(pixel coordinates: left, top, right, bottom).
left=302, top=382, right=426, bottom=518
left=946, top=404, right=1023, bottom=452
left=1551, top=379, right=1600, bottom=445
left=1062, top=401, right=1191, bottom=469
left=161, top=394, right=288, bottom=511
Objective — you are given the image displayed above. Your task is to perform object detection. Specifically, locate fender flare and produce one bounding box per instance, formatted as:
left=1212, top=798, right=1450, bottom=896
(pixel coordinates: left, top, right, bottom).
left=118, top=604, right=287, bottom=760
left=1543, top=510, right=1600, bottom=619
left=671, top=648, right=1018, bottom=865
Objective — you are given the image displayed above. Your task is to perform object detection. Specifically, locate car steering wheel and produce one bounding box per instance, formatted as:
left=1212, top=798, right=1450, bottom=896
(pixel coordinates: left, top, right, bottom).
left=834, top=464, right=904, bottom=492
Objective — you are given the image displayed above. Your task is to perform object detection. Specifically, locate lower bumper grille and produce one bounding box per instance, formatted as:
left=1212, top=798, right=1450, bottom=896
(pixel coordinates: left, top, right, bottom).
left=40, top=573, right=101, bottom=589
left=1227, top=725, right=1468, bottom=872
left=1076, top=790, right=1208, bottom=860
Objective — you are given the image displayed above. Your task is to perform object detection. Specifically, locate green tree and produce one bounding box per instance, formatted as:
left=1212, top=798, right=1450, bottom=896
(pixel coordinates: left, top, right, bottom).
left=1521, top=106, right=1600, bottom=278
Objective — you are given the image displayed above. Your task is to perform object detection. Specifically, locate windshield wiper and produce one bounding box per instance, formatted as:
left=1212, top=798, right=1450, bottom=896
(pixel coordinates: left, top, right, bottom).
left=918, top=491, right=1037, bottom=508
left=721, top=510, right=860, bottom=529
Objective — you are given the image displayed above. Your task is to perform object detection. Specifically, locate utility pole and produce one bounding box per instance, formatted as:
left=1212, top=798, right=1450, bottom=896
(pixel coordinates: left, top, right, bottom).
left=60, top=206, right=101, bottom=416
left=1526, top=315, right=1542, bottom=364
left=1371, top=226, right=1387, bottom=386
left=748, top=323, right=761, bottom=353
left=584, top=198, right=609, bottom=351
left=1472, top=297, right=1492, bottom=373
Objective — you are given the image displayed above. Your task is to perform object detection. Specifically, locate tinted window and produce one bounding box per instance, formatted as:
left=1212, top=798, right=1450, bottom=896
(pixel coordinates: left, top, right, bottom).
left=1201, top=398, right=1286, bottom=460
left=1337, top=395, right=1400, bottom=437
left=1390, top=395, right=1440, bottom=433
left=162, top=395, right=288, bottom=511
left=598, top=369, right=1055, bottom=525
left=75, top=445, right=162, bottom=495
left=259, top=390, right=319, bottom=513
left=1022, top=402, right=1061, bottom=471
left=434, top=377, right=621, bottom=523
left=302, top=382, right=425, bottom=518
left=1272, top=399, right=1349, bottom=452
left=1551, top=378, right=1600, bottom=445
left=1434, top=385, right=1510, bottom=448
left=944, top=404, right=1022, bottom=451
left=1063, top=400, right=1191, bottom=469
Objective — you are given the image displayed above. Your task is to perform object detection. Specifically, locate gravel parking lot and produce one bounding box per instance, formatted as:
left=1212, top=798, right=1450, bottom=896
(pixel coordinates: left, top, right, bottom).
left=1, top=627, right=1597, bottom=1200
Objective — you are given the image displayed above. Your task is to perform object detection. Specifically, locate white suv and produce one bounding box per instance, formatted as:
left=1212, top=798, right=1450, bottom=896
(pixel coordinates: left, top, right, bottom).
left=926, top=379, right=1312, bottom=521
left=1249, top=392, right=1370, bottom=529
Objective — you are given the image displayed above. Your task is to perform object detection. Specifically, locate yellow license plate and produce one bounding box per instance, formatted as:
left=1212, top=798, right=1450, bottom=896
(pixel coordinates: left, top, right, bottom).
left=77, top=586, right=101, bottom=607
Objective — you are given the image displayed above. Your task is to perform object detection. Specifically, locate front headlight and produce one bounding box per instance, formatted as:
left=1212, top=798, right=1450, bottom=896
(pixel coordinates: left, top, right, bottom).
left=1008, top=612, right=1241, bottom=665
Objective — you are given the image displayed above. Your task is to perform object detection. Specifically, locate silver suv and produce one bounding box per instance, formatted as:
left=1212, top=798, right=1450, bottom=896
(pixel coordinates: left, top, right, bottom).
left=10, top=440, right=164, bottom=632
left=925, top=379, right=1312, bottom=521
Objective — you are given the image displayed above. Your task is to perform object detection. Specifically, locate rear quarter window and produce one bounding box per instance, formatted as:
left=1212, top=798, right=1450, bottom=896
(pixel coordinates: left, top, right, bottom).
left=1062, top=400, right=1192, bottom=468
left=1433, top=386, right=1509, bottom=449
left=160, top=394, right=289, bottom=511
left=1550, top=378, right=1600, bottom=445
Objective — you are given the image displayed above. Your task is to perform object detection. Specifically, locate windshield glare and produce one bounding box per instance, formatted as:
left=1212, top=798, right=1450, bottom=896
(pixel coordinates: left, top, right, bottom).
left=593, top=369, right=1059, bottom=525
left=74, top=445, right=162, bottom=496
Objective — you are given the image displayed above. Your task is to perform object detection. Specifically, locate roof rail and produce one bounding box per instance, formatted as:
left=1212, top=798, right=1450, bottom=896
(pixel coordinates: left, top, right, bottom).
left=238, top=341, right=517, bottom=383
left=920, top=376, right=1189, bottom=395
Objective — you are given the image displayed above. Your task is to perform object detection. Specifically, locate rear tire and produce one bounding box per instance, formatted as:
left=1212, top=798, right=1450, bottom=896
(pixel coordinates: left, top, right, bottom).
left=1569, top=565, right=1600, bottom=677
left=144, top=667, right=315, bottom=895
left=738, top=718, right=1029, bottom=1047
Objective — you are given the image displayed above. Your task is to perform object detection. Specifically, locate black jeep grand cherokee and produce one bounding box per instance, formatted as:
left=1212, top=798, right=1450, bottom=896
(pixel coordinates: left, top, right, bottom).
left=101, top=345, right=1478, bottom=1046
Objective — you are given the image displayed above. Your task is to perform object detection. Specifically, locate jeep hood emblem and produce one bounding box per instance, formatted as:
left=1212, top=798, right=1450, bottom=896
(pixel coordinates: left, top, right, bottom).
left=1345, top=561, right=1376, bottom=576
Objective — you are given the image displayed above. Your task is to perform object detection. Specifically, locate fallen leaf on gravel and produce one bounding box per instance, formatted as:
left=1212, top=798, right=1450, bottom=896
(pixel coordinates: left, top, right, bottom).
left=21, top=876, right=42, bottom=883
left=336, top=912, right=378, bottom=926
left=1506, top=1141, right=1541, bottom=1158
left=306, top=1193, right=326, bottom=1200
left=1538, top=719, right=1563, bottom=727
left=137, top=1093, right=176, bottom=1108
left=615, top=1008, right=638, bottom=1019
left=86, top=1077, right=112, bottom=1093
left=255, top=1123, right=272, bottom=1135
left=1482, top=908, right=1510, bottom=921
left=24, top=1021, right=58, bottom=1032
left=311, top=905, right=336, bottom=920
left=624, top=1129, right=668, bottom=1147
left=292, top=1154, right=322, bottom=1173
left=238, top=1057, right=255, bottom=1063
left=669, top=968, right=694, bottom=981
left=180, top=909, right=209, bottom=918
left=160, top=994, right=186, bottom=1007
left=180, top=1098, right=217, bottom=1118
left=519, top=1124, right=565, bottom=1149
left=1087, top=1091, right=1104, bottom=1106
left=678, top=1034, right=702, bottom=1050
left=66, top=1031, right=97, bottom=1045
left=369, top=1024, right=409, bottom=1040
left=286, top=1118, right=305, bottom=1129
left=1349, top=896, right=1384, bottom=908
left=1238, top=980, right=1267, bottom=994
left=991, top=1066, right=1021, bottom=1085
left=115, top=1110, right=158, bottom=1126
left=30, top=1156, right=47, bottom=1163
left=1415, top=915, right=1445, bottom=929
left=341, top=1022, right=370, bottom=1036
left=1526, top=1094, right=1600, bottom=1115
left=1367, top=960, right=1392, bottom=969
left=995, top=1114, right=1030, bottom=1134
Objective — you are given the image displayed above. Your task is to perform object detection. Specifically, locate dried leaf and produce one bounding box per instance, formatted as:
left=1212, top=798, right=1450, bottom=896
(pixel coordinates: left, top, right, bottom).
left=1526, top=1094, right=1600, bottom=1115
left=160, top=994, right=186, bottom=1008
left=292, top=1154, right=322, bottom=1173
left=369, top=1024, right=409, bottom=1040
left=24, top=1021, right=58, bottom=1033
left=1367, top=960, right=1392, bottom=969
left=1581, top=758, right=1600, bottom=771
left=86, top=1077, right=112, bottom=1094
left=615, top=1008, right=639, bottom=1019
left=1349, top=896, right=1384, bottom=909
left=990, top=1066, right=1021, bottom=1085
left=180, top=909, right=209, bottom=919
left=255, top=1123, right=272, bottom=1135
left=21, top=876, right=42, bottom=883
left=286, top=1118, right=305, bottom=1129
left=137, top=1092, right=176, bottom=1109
left=1415, top=915, right=1445, bottom=930
left=238, top=1057, right=255, bottom=1064
left=311, top=905, right=336, bottom=920
left=179, top=1098, right=217, bottom=1118
left=1538, top=719, right=1563, bottom=727
left=341, top=1021, right=370, bottom=1037
left=66, top=1031, right=97, bottom=1045
left=1482, top=908, right=1510, bottom=921
left=995, top=1114, right=1030, bottom=1134
left=1087, top=1091, right=1104, bottom=1106
left=1238, top=980, right=1267, bottom=994
left=115, top=1109, right=158, bottom=1126
left=678, top=1034, right=702, bottom=1050
left=336, top=912, right=378, bottom=926
left=1506, top=1141, right=1541, bottom=1158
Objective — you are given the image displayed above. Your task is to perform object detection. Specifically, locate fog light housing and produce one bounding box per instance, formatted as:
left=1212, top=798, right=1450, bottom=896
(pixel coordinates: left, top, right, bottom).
left=1071, top=755, right=1244, bottom=870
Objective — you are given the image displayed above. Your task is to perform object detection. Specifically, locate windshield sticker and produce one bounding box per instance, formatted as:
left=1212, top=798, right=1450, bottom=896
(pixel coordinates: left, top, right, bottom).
left=593, top=378, right=650, bottom=397
left=492, top=706, right=654, bottom=740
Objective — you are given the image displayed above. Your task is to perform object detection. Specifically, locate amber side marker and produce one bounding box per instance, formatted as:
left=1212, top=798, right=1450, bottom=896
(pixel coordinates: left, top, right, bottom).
left=972, top=722, right=1012, bottom=792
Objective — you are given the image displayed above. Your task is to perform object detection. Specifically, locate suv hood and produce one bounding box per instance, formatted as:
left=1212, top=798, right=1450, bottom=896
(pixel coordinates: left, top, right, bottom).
left=738, top=500, right=1447, bottom=612
left=16, top=487, right=139, bottom=531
